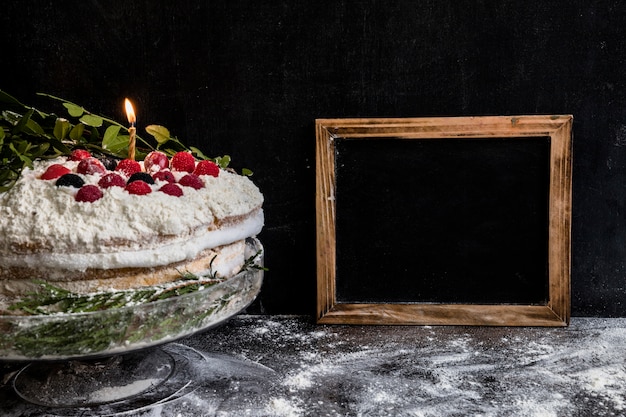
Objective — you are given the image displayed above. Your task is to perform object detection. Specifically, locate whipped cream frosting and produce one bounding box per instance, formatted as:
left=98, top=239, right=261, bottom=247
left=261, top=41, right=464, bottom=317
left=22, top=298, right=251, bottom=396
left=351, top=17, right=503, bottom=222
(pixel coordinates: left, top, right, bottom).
left=0, top=157, right=264, bottom=271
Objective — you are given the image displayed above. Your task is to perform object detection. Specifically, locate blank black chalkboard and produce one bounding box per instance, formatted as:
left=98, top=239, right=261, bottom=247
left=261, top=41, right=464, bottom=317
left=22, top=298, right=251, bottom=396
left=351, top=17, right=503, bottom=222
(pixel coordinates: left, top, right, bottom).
left=316, top=116, right=572, bottom=326
left=334, top=136, right=550, bottom=305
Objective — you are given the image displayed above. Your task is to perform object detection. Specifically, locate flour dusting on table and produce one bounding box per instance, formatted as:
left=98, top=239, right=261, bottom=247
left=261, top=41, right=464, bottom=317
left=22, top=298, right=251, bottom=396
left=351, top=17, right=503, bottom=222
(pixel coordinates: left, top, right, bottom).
left=2, top=317, right=626, bottom=417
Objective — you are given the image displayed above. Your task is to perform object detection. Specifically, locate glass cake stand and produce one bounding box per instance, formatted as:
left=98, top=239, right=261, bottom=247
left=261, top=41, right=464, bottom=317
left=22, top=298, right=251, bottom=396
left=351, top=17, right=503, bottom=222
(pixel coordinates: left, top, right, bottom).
left=0, top=238, right=265, bottom=413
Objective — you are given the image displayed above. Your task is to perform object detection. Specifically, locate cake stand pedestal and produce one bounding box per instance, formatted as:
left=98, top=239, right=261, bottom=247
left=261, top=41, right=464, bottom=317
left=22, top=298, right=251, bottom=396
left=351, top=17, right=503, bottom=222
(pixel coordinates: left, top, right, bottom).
left=1, top=239, right=266, bottom=416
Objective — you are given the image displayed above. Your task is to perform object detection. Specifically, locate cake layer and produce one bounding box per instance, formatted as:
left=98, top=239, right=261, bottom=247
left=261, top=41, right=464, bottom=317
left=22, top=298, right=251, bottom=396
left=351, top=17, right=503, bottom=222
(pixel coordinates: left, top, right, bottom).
left=0, top=239, right=248, bottom=304
left=0, top=208, right=262, bottom=273
left=0, top=157, right=264, bottom=255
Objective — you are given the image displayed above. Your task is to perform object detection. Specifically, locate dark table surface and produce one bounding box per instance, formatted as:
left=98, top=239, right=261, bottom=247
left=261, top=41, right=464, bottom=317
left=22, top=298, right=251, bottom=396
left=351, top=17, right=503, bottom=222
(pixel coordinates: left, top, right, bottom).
left=2, top=315, right=626, bottom=416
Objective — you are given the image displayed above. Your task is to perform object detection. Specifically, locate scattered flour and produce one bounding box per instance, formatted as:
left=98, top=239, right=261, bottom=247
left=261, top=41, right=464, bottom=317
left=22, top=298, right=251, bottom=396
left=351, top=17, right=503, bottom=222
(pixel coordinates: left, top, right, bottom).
left=266, top=397, right=304, bottom=417
left=578, top=366, right=626, bottom=411
left=5, top=318, right=626, bottom=417
left=88, top=378, right=161, bottom=403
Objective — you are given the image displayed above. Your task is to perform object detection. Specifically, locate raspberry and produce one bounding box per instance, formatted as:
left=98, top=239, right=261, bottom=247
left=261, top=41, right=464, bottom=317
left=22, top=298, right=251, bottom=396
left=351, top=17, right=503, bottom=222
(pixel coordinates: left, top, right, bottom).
left=98, top=173, right=126, bottom=188
left=40, top=164, right=71, bottom=180
left=152, top=170, right=176, bottom=183
left=115, top=159, right=142, bottom=177
left=125, top=180, right=152, bottom=195
left=77, top=157, right=106, bottom=175
left=56, top=173, right=85, bottom=188
left=75, top=184, right=103, bottom=203
left=144, top=151, right=169, bottom=173
left=159, top=183, right=184, bottom=197
left=179, top=174, right=204, bottom=189
left=170, top=152, right=196, bottom=173
left=69, top=149, right=91, bottom=161
left=193, top=160, right=220, bottom=177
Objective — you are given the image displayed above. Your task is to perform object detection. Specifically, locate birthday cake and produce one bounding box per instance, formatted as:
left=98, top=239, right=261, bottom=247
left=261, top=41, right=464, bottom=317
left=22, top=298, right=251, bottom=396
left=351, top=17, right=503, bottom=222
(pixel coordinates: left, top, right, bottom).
left=0, top=149, right=264, bottom=305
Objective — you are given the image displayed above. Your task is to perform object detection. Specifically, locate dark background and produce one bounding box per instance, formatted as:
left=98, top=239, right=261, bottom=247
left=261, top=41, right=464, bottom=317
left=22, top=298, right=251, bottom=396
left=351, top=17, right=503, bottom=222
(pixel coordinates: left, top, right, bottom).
left=334, top=137, right=551, bottom=305
left=1, top=1, right=625, bottom=316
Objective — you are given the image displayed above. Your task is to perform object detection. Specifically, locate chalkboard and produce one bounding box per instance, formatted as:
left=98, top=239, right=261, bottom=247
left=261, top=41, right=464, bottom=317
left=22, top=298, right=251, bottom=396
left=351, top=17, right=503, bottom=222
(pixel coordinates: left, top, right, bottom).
left=316, top=116, right=572, bottom=326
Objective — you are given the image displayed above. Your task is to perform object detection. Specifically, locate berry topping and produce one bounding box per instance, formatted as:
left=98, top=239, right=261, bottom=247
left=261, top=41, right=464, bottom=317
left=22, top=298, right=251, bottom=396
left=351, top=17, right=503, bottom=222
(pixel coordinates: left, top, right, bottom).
left=55, top=173, right=85, bottom=188
left=179, top=174, right=204, bottom=189
left=127, top=172, right=155, bottom=185
left=98, top=156, right=119, bottom=171
left=193, top=160, right=220, bottom=177
left=69, top=149, right=92, bottom=161
left=75, top=185, right=103, bottom=203
left=40, top=164, right=71, bottom=180
left=170, top=151, right=196, bottom=173
left=152, top=170, right=176, bottom=183
left=77, top=157, right=106, bottom=175
left=144, top=151, right=169, bottom=173
left=115, top=159, right=142, bottom=177
left=98, top=173, right=126, bottom=188
left=159, top=183, right=184, bottom=197
left=125, top=180, right=152, bottom=195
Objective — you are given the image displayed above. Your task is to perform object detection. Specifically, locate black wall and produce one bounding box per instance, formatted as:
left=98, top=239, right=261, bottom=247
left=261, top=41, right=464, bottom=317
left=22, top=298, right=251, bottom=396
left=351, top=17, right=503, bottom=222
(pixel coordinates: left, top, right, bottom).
left=2, top=1, right=625, bottom=316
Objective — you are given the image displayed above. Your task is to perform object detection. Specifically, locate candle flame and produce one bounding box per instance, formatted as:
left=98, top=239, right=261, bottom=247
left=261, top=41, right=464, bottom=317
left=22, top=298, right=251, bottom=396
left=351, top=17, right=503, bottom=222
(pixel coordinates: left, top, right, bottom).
left=124, top=98, right=136, bottom=125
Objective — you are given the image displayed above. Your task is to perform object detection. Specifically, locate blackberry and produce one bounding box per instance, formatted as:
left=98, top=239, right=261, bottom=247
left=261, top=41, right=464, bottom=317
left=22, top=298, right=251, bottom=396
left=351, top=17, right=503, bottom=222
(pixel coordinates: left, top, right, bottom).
left=97, top=155, right=119, bottom=171
left=127, top=172, right=155, bottom=185
left=55, top=173, right=85, bottom=188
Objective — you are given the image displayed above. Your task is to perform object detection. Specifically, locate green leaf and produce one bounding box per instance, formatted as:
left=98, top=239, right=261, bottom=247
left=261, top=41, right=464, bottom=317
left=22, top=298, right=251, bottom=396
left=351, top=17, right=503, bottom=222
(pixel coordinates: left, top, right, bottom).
left=216, top=155, right=231, bottom=169
left=79, top=114, right=103, bottom=127
left=0, top=90, right=24, bottom=107
left=102, top=125, right=122, bottom=150
left=190, top=146, right=209, bottom=160
left=12, top=108, right=34, bottom=135
left=145, top=124, right=171, bottom=144
left=49, top=137, right=71, bottom=154
left=9, top=142, right=32, bottom=165
left=10, top=138, right=28, bottom=154
left=90, top=126, right=100, bottom=141
left=30, top=142, right=51, bottom=158
left=241, top=168, right=253, bottom=176
left=63, top=102, right=84, bottom=117
left=0, top=127, right=5, bottom=141
left=23, top=118, right=45, bottom=135
left=53, top=118, right=70, bottom=140
left=69, top=123, right=84, bottom=141
left=103, top=133, right=130, bottom=154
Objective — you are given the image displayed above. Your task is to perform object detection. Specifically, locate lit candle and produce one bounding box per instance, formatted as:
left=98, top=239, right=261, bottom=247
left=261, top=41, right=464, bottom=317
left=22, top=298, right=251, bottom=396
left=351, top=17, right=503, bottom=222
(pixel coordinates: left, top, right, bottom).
left=124, top=98, right=137, bottom=160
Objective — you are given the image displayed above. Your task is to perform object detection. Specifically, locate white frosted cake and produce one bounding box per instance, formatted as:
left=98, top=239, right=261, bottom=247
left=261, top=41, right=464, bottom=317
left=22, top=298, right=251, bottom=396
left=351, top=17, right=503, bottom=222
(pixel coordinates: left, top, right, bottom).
left=0, top=150, right=264, bottom=304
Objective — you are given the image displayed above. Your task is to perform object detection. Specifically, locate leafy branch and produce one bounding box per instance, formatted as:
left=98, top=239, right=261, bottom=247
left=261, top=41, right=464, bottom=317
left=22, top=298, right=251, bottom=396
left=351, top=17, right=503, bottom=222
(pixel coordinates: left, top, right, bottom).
left=242, top=249, right=269, bottom=272
left=8, top=276, right=225, bottom=315
left=0, top=90, right=250, bottom=192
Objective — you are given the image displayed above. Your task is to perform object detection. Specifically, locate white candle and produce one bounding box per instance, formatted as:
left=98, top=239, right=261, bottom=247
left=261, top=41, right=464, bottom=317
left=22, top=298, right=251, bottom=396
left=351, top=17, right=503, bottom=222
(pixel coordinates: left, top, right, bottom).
left=124, top=98, right=137, bottom=160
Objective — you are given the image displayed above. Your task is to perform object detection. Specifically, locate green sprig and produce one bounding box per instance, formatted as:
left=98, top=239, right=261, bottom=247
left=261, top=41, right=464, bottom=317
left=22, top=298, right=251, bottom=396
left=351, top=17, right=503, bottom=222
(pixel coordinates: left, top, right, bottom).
left=0, top=90, right=252, bottom=191
left=8, top=277, right=225, bottom=315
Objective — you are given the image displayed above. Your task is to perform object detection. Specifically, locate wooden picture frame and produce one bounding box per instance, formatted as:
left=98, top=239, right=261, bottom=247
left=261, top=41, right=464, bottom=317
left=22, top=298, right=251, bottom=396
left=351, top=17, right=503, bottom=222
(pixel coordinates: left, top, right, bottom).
left=316, top=116, right=572, bottom=326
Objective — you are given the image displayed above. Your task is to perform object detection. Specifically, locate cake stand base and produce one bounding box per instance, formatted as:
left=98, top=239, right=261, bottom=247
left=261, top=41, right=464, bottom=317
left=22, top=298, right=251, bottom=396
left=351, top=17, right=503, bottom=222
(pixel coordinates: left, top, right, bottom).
left=12, top=344, right=206, bottom=416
